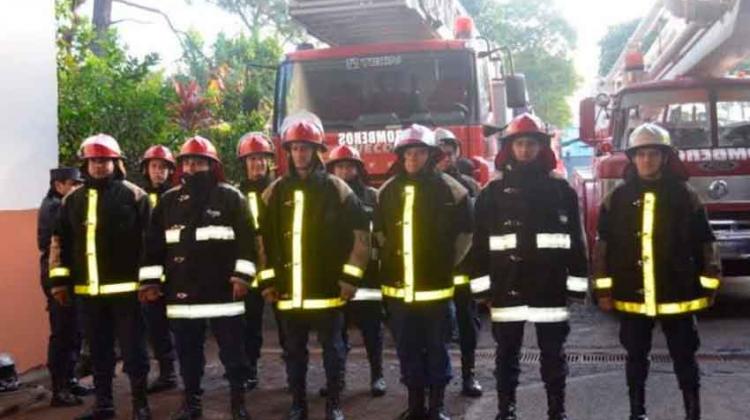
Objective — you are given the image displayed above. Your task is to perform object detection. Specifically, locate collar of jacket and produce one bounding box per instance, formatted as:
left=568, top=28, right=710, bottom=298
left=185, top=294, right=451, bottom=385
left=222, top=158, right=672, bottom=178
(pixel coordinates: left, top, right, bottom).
left=240, top=176, right=271, bottom=193
left=145, top=181, right=173, bottom=195
left=84, top=174, right=116, bottom=190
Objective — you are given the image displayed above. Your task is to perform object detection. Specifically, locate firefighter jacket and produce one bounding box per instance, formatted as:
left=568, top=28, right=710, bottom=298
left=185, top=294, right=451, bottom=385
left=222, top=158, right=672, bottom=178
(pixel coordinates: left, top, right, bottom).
left=239, top=176, right=271, bottom=288
left=258, top=168, right=370, bottom=311
left=38, top=189, right=65, bottom=291
left=347, top=180, right=382, bottom=302
left=593, top=173, right=720, bottom=317
left=139, top=172, right=257, bottom=319
left=375, top=170, right=472, bottom=304
left=49, top=175, right=149, bottom=297
left=473, top=163, right=588, bottom=323
left=143, top=181, right=173, bottom=209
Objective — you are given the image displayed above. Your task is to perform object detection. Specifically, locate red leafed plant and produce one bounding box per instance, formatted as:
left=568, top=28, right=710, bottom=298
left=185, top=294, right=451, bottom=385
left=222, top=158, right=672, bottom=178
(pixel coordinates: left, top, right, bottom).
left=169, top=80, right=214, bottom=132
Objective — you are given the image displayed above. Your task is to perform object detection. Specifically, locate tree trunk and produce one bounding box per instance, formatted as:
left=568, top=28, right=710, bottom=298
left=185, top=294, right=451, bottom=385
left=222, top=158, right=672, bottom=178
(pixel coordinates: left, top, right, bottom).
left=92, top=0, right=113, bottom=55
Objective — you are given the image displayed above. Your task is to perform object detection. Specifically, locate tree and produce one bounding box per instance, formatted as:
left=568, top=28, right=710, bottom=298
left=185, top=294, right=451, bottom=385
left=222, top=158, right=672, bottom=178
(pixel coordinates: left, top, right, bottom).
left=198, top=0, right=306, bottom=44
left=464, top=0, right=580, bottom=127
left=598, top=18, right=640, bottom=77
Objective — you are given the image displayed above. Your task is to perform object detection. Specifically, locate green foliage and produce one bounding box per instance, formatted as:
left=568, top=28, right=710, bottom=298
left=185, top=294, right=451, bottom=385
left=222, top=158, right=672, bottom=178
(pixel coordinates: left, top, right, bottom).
left=466, top=0, right=580, bottom=127
left=56, top=0, right=179, bottom=170
left=598, top=18, right=640, bottom=77
left=200, top=0, right=306, bottom=43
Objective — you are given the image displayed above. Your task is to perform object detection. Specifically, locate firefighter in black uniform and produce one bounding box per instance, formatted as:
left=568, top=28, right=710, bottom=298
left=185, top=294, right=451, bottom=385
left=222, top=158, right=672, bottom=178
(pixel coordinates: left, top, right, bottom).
left=258, top=112, right=370, bottom=420
left=473, top=114, right=588, bottom=420
left=325, top=144, right=387, bottom=397
left=435, top=128, right=484, bottom=398
left=38, top=167, right=91, bottom=407
left=49, top=134, right=152, bottom=420
left=139, top=136, right=256, bottom=420
left=377, top=124, right=473, bottom=420
left=593, top=123, right=720, bottom=420
left=235, top=131, right=288, bottom=391
left=139, top=145, right=179, bottom=394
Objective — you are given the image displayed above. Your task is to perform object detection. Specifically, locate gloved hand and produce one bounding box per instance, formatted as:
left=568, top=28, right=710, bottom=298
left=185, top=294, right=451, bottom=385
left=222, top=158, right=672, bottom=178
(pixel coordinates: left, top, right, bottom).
left=339, top=280, right=357, bottom=301
left=231, top=278, right=249, bottom=300
left=138, top=286, right=162, bottom=303
left=51, top=287, right=70, bottom=307
left=261, top=287, right=280, bottom=304
left=597, top=291, right=614, bottom=312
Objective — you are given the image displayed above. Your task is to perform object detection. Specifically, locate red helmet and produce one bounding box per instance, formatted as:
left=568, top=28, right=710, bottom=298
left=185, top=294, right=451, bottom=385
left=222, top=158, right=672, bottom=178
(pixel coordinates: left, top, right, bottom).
left=140, top=145, right=175, bottom=169
left=500, top=113, right=551, bottom=144
left=394, top=124, right=437, bottom=154
left=280, top=111, right=326, bottom=151
left=237, top=132, right=274, bottom=160
left=326, top=145, right=363, bottom=168
left=79, top=134, right=122, bottom=160
left=177, top=136, right=221, bottom=163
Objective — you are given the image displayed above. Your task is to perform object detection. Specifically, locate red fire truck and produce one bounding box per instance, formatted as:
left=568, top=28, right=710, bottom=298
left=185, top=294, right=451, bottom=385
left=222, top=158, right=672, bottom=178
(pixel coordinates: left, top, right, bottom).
left=576, top=0, right=750, bottom=297
left=271, top=0, right=527, bottom=184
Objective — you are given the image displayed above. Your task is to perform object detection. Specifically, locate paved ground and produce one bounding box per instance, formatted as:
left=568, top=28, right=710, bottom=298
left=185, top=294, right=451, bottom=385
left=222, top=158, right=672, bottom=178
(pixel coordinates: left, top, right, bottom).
left=5, top=300, right=750, bottom=419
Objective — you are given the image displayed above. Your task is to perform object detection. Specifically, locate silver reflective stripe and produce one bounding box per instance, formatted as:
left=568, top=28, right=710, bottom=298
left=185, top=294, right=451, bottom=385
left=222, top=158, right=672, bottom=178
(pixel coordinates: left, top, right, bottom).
left=566, top=276, right=588, bottom=293
left=491, top=306, right=570, bottom=323
left=165, top=228, right=182, bottom=244
left=351, top=288, right=383, bottom=301
left=470, top=276, right=491, bottom=294
left=166, top=302, right=246, bottom=319
left=139, top=265, right=164, bottom=281
left=234, top=259, right=256, bottom=276
left=489, top=234, right=517, bottom=251
left=195, top=226, right=235, bottom=241
left=536, top=233, right=571, bottom=249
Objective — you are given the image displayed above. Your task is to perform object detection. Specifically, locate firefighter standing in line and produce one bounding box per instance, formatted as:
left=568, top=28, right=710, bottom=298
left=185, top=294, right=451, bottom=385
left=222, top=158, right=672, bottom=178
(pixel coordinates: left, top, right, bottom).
left=376, top=124, right=472, bottom=420
left=258, top=112, right=370, bottom=420
left=325, top=144, right=387, bottom=398
left=49, top=134, right=152, bottom=420
left=139, top=136, right=256, bottom=420
left=593, top=123, right=720, bottom=420
left=38, top=167, right=92, bottom=407
left=472, top=114, right=588, bottom=420
left=138, top=145, right=179, bottom=394
left=434, top=128, right=484, bottom=398
left=235, top=131, right=289, bottom=391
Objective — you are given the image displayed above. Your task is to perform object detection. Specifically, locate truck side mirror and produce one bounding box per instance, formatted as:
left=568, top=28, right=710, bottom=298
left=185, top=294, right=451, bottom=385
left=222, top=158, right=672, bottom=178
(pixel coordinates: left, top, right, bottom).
left=505, top=74, right=527, bottom=109
left=579, top=97, right=597, bottom=143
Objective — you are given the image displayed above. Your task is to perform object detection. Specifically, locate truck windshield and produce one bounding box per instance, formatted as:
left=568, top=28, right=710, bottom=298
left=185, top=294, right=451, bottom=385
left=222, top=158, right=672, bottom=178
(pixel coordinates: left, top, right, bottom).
left=275, top=50, right=477, bottom=130
left=619, top=87, right=750, bottom=149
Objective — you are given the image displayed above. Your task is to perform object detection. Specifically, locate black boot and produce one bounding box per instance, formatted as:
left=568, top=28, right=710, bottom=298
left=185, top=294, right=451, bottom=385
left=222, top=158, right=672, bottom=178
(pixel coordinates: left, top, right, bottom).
left=398, top=386, right=426, bottom=420
left=231, top=386, right=251, bottom=420
left=370, top=362, right=386, bottom=397
left=325, top=388, right=345, bottom=420
left=427, top=385, right=450, bottom=420
left=628, top=386, right=648, bottom=420
left=68, top=378, right=94, bottom=397
left=170, top=392, right=202, bottom=420
left=148, top=361, right=178, bottom=394
left=287, top=386, right=308, bottom=420
left=131, top=376, right=151, bottom=420
left=682, top=388, right=700, bottom=420
left=76, top=380, right=114, bottom=420
left=461, top=359, right=483, bottom=398
left=546, top=387, right=567, bottom=420
left=244, top=362, right=259, bottom=392
left=496, top=391, right=517, bottom=420
left=51, top=376, right=83, bottom=407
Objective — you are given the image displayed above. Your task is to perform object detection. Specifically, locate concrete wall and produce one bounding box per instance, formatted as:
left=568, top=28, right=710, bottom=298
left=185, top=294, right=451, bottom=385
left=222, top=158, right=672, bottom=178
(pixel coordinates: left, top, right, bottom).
left=0, top=0, right=58, bottom=371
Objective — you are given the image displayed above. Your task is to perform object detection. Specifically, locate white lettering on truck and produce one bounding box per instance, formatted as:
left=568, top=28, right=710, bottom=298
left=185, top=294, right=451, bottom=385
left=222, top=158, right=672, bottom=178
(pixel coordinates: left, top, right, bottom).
left=678, top=148, right=750, bottom=162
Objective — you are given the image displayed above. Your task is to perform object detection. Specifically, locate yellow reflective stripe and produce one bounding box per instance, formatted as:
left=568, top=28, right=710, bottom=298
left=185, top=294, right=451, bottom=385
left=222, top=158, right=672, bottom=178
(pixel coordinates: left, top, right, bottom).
left=247, top=192, right=260, bottom=229
left=614, top=298, right=711, bottom=315
left=292, top=191, right=304, bottom=308
left=250, top=278, right=259, bottom=288
left=74, top=282, right=138, bottom=296
left=148, top=193, right=158, bottom=208
left=86, top=189, right=100, bottom=296
left=258, top=269, right=276, bottom=281
left=277, top=297, right=345, bottom=310
left=403, top=185, right=416, bottom=303
left=641, top=193, right=657, bottom=316
left=594, top=277, right=613, bottom=289
left=700, top=276, right=720, bottom=290
left=453, top=275, right=470, bottom=286
left=382, top=285, right=405, bottom=298
left=343, top=264, right=364, bottom=279
left=414, top=286, right=454, bottom=302
left=49, top=267, right=70, bottom=278
left=167, top=302, right=246, bottom=319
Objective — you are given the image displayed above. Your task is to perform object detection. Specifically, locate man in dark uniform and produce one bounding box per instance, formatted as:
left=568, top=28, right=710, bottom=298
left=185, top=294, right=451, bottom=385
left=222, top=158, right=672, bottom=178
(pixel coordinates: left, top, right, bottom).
left=435, top=128, right=484, bottom=398
left=593, top=123, right=720, bottom=420
left=139, top=145, right=178, bottom=394
left=38, top=167, right=91, bottom=407
left=49, top=134, right=152, bottom=420
left=472, top=114, right=588, bottom=420
left=326, top=144, right=387, bottom=398
left=139, top=136, right=256, bottom=420
left=258, top=112, right=370, bottom=420
left=377, top=124, right=472, bottom=420
left=235, top=131, right=288, bottom=391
